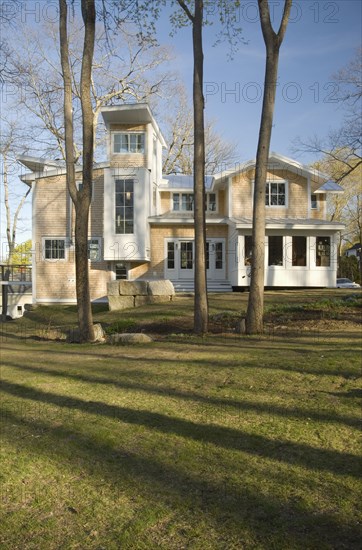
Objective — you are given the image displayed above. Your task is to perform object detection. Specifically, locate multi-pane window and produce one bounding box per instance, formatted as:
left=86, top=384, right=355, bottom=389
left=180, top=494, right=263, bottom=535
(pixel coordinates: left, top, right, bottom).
left=244, top=235, right=253, bottom=265
left=115, top=179, right=134, bottom=234
left=265, top=182, right=286, bottom=206
left=115, top=263, right=127, bottom=280
left=205, top=193, right=217, bottom=212
left=316, top=236, right=331, bottom=267
left=167, top=242, right=175, bottom=269
left=292, top=236, right=306, bottom=266
left=311, top=194, right=318, bottom=209
left=173, top=193, right=194, bottom=211
left=180, top=241, right=193, bottom=269
left=268, top=236, right=283, bottom=266
left=44, top=239, right=65, bottom=260
left=88, top=238, right=101, bottom=262
left=113, top=133, right=145, bottom=154
left=215, top=242, right=223, bottom=269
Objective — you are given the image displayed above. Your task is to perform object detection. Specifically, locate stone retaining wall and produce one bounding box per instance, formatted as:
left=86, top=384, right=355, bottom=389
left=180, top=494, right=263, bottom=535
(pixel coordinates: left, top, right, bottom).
left=107, top=279, right=175, bottom=311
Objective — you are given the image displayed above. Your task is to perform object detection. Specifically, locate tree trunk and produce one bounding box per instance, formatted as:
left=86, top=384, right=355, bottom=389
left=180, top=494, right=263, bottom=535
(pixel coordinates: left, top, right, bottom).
left=246, top=46, right=279, bottom=334
left=192, top=0, right=208, bottom=334
left=59, top=0, right=95, bottom=342
left=245, top=0, right=292, bottom=335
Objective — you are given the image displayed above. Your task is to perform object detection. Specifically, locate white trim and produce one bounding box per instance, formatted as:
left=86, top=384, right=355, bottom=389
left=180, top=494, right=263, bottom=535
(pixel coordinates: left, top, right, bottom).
left=36, top=298, right=77, bottom=304
left=42, top=237, right=68, bottom=261
left=265, top=179, right=288, bottom=208
left=32, top=180, right=37, bottom=304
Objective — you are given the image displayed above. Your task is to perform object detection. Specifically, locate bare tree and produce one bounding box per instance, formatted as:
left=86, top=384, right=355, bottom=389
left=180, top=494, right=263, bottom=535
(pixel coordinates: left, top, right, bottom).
left=4, top=17, right=172, bottom=161
left=0, top=118, right=31, bottom=262
left=59, top=0, right=96, bottom=342
left=162, top=85, right=238, bottom=175
left=245, top=0, right=292, bottom=335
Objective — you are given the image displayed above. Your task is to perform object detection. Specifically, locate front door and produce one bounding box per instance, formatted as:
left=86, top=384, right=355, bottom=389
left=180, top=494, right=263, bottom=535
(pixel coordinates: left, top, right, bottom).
left=206, top=241, right=225, bottom=279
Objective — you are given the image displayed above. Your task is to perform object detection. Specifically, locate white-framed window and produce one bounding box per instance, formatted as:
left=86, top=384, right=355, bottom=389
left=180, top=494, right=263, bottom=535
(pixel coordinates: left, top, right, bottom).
left=113, top=132, right=145, bottom=154
left=292, top=236, right=307, bottom=266
left=43, top=238, right=66, bottom=261
left=244, top=235, right=253, bottom=266
left=265, top=181, right=287, bottom=207
left=115, top=262, right=128, bottom=280
left=167, top=241, right=175, bottom=269
left=268, top=236, right=283, bottom=266
left=311, top=194, right=318, bottom=209
left=316, top=236, right=331, bottom=267
left=172, top=193, right=194, bottom=211
left=115, top=178, right=134, bottom=234
left=88, top=238, right=101, bottom=262
left=205, top=192, right=217, bottom=212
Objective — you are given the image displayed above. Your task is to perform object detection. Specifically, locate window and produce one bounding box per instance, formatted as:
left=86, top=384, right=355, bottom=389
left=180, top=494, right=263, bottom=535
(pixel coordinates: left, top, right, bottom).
left=316, top=236, right=330, bottom=267
left=88, top=238, right=101, bottom=262
left=173, top=193, right=194, bottom=211
left=115, top=263, right=127, bottom=280
left=44, top=239, right=65, bottom=260
left=268, top=236, right=283, bottom=266
left=292, top=236, right=306, bottom=266
left=167, top=242, right=175, bottom=269
left=244, top=235, right=253, bottom=266
left=215, top=242, right=223, bottom=269
left=180, top=241, right=193, bottom=269
left=205, top=193, right=217, bottom=212
left=115, top=179, right=134, bottom=234
left=113, top=133, right=145, bottom=154
left=265, top=181, right=286, bottom=206
left=311, top=194, right=318, bottom=209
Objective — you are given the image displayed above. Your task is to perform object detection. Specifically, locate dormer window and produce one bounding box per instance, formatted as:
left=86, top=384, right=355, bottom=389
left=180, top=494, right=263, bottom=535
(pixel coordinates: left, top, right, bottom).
left=311, top=194, right=318, bottom=209
left=113, top=133, right=145, bottom=154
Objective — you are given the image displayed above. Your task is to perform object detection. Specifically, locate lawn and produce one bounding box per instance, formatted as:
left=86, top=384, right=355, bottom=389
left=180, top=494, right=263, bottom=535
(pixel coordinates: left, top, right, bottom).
left=1, top=291, right=361, bottom=549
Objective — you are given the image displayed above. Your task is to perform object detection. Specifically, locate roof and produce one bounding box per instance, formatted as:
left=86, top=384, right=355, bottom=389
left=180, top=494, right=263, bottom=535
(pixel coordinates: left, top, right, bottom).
left=101, top=103, right=167, bottom=148
left=314, top=180, right=344, bottom=194
left=160, top=174, right=214, bottom=190
left=213, top=152, right=340, bottom=189
left=347, top=243, right=361, bottom=251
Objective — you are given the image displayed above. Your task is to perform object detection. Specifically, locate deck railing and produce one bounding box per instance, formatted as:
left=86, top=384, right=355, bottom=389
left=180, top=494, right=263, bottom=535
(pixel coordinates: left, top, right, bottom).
left=0, top=264, right=32, bottom=283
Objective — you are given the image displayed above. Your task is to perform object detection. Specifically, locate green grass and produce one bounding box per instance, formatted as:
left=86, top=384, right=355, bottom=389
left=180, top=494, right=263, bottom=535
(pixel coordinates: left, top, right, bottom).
left=1, top=291, right=361, bottom=549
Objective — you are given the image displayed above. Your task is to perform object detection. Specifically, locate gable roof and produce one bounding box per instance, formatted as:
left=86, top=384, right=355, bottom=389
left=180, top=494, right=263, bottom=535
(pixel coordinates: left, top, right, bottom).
left=213, top=152, right=343, bottom=191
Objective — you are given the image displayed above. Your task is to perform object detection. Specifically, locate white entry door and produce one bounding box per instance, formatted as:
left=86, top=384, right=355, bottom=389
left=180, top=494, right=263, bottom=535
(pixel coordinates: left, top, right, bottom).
left=206, top=241, right=225, bottom=279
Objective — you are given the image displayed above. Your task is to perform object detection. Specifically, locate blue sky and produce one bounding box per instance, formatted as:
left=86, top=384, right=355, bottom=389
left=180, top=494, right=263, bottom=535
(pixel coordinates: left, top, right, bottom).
left=1, top=0, right=361, bottom=253
left=156, top=0, right=361, bottom=163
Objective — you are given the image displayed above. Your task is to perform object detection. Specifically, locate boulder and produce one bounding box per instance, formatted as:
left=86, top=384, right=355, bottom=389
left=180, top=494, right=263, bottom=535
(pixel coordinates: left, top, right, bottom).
left=107, top=281, right=120, bottom=296
left=119, top=280, right=148, bottom=296
left=147, top=279, right=175, bottom=296
left=108, top=295, right=135, bottom=311
left=134, top=295, right=171, bottom=307
left=67, top=323, right=105, bottom=343
left=109, top=332, right=153, bottom=344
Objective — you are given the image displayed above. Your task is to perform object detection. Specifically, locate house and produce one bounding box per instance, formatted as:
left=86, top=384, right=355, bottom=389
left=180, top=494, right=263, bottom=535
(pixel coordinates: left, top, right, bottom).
left=18, top=103, right=344, bottom=305
left=345, top=243, right=361, bottom=261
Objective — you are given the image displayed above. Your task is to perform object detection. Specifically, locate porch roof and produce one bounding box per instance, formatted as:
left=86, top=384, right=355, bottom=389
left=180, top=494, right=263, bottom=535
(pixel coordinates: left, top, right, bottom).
left=229, top=217, right=345, bottom=231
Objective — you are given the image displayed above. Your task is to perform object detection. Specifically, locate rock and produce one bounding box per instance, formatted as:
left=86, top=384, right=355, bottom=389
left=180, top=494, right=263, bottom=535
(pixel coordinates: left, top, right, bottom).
left=119, top=280, right=148, bottom=296
left=147, top=279, right=175, bottom=296
left=134, top=295, right=171, bottom=307
left=93, top=323, right=105, bottom=342
left=109, top=332, right=153, bottom=344
left=107, top=281, right=120, bottom=296
left=108, top=295, right=135, bottom=311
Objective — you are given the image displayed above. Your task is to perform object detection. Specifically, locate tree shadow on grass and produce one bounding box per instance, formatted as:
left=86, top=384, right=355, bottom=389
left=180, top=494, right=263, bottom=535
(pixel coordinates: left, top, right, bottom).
left=4, top=362, right=362, bottom=430
left=2, top=408, right=361, bottom=549
left=1, top=379, right=360, bottom=479
left=2, top=345, right=360, bottom=379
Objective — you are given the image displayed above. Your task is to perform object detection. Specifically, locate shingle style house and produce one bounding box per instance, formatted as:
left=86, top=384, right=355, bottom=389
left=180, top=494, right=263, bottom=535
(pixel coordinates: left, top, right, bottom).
left=19, top=103, right=344, bottom=304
